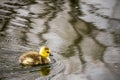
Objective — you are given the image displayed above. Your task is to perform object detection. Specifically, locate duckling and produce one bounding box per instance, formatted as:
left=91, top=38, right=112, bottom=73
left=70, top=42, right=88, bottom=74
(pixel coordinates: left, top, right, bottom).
left=19, top=46, right=51, bottom=66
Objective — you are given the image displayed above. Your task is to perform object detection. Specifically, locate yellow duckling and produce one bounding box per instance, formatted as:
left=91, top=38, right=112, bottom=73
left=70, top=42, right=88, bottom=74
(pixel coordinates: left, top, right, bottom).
left=19, top=46, right=51, bottom=66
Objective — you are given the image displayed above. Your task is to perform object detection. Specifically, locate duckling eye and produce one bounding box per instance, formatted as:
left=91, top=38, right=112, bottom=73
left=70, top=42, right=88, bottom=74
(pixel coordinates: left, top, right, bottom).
left=46, top=51, right=50, bottom=53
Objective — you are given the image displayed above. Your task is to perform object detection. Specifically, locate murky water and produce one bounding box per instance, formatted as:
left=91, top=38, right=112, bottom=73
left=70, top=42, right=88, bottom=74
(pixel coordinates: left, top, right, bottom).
left=0, top=0, right=120, bottom=80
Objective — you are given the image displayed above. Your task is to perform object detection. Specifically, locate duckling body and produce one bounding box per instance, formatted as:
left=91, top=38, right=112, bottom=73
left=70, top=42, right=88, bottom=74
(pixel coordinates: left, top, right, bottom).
left=19, top=46, right=51, bottom=66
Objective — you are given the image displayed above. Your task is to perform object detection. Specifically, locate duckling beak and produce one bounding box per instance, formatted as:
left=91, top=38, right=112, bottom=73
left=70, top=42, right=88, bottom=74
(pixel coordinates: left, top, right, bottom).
left=50, top=53, right=53, bottom=56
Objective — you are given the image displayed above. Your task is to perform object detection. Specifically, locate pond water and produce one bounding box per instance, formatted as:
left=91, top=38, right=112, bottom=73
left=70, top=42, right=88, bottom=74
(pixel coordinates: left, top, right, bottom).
left=0, top=0, right=120, bottom=80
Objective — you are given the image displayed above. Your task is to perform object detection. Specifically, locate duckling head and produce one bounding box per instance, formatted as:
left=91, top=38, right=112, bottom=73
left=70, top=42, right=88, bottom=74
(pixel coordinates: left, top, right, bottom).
left=39, top=46, right=51, bottom=58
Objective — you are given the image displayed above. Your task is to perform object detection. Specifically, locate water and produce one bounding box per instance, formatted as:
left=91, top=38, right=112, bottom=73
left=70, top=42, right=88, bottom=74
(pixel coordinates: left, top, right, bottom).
left=0, top=0, right=120, bottom=80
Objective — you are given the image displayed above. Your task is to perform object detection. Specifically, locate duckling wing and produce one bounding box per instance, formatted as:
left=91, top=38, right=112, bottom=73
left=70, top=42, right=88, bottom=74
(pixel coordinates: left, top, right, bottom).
left=19, top=51, right=41, bottom=65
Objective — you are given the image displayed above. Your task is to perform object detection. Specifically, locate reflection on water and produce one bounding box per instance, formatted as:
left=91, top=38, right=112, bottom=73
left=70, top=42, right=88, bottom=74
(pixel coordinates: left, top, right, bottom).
left=39, top=66, right=50, bottom=76
left=0, top=0, right=120, bottom=80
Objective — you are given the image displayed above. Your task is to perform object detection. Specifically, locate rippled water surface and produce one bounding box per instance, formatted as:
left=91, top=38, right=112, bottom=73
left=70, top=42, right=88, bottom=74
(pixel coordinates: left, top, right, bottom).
left=0, top=0, right=120, bottom=80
